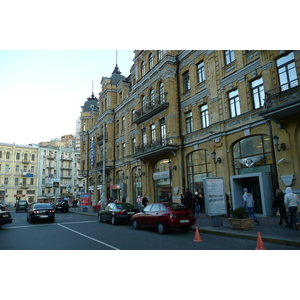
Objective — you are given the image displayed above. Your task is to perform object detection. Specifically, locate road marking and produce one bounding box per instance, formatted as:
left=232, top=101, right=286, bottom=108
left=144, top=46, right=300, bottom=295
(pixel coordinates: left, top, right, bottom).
left=57, top=223, right=120, bottom=250
left=6, top=220, right=95, bottom=229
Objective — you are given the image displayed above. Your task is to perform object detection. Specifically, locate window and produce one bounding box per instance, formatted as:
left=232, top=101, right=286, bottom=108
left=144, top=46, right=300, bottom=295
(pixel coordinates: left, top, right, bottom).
left=151, top=124, right=156, bottom=142
left=31, top=154, right=35, bottom=161
left=131, top=109, right=135, bottom=122
left=160, top=119, right=166, bottom=145
left=116, top=120, right=119, bottom=133
left=229, top=90, right=241, bottom=118
left=132, top=138, right=136, bottom=154
left=157, top=50, right=162, bottom=61
left=159, top=82, right=165, bottom=103
left=183, top=71, right=190, bottom=93
left=142, top=96, right=147, bottom=109
left=5, top=165, right=9, bottom=172
left=201, top=104, right=209, bottom=128
left=224, top=50, right=235, bottom=65
left=150, top=89, right=155, bottom=105
left=117, top=145, right=120, bottom=159
left=141, top=61, right=145, bottom=77
left=4, top=177, right=8, bottom=185
left=16, top=165, right=20, bottom=172
left=149, top=53, right=153, bottom=69
left=122, top=143, right=126, bottom=157
left=197, top=61, right=205, bottom=83
left=15, top=178, right=19, bottom=186
left=122, top=116, right=125, bottom=131
left=186, top=112, right=193, bottom=134
left=6, top=152, right=10, bottom=159
left=251, top=78, right=264, bottom=109
left=16, top=153, right=20, bottom=160
left=276, top=52, right=298, bottom=91
left=142, top=128, right=147, bottom=146
left=0, top=151, right=2, bottom=158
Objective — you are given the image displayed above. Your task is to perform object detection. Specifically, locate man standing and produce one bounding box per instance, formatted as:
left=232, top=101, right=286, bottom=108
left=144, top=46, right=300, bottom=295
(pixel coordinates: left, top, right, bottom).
left=142, top=194, right=149, bottom=207
left=184, top=188, right=193, bottom=208
left=243, top=188, right=259, bottom=224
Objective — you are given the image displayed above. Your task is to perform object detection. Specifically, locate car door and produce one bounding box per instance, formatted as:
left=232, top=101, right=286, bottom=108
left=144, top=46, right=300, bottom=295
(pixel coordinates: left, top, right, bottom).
left=148, top=203, right=161, bottom=227
left=103, top=203, right=113, bottom=221
left=137, top=204, right=152, bottom=226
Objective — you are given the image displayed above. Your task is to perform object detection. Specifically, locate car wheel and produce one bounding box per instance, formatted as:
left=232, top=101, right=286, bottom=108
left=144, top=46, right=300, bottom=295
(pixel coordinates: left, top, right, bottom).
left=132, top=219, right=139, bottom=230
left=98, top=213, right=103, bottom=222
left=157, top=223, right=166, bottom=234
left=111, top=215, right=118, bottom=225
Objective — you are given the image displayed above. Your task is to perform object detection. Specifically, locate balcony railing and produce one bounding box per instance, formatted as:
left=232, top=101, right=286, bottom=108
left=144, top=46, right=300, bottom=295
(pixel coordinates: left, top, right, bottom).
left=132, top=138, right=179, bottom=160
left=264, top=78, right=300, bottom=109
left=96, top=132, right=108, bottom=144
left=133, top=96, right=169, bottom=124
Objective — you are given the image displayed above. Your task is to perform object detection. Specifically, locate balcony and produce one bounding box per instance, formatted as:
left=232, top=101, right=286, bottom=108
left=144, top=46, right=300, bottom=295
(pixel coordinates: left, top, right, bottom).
left=96, top=132, right=108, bottom=145
left=133, top=96, right=169, bottom=124
left=259, top=79, right=300, bottom=128
left=22, top=159, right=30, bottom=164
left=132, top=138, right=179, bottom=160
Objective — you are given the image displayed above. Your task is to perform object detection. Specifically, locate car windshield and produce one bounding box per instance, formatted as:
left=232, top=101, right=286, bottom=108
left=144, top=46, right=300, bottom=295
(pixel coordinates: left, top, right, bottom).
left=18, top=201, right=27, bottom=205
left=116, top=203, right=135, bottom=209
left=163, top=202, right=187, bottom=210
left=34, top=204, right=52, bottom=209
left=58, top=200, right=66, bottom=204
left=0, top=205, right=5, bottom=211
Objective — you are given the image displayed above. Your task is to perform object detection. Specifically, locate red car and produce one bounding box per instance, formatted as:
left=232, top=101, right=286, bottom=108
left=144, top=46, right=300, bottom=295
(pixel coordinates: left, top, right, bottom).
left=131, top=202, right=196, bottom=234
left=93, top=202, right=101, bottom=212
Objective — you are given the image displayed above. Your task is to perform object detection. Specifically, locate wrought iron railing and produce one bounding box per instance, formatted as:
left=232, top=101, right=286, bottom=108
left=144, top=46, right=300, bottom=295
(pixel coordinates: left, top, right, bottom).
left=264, top=78, right=300, bottom=109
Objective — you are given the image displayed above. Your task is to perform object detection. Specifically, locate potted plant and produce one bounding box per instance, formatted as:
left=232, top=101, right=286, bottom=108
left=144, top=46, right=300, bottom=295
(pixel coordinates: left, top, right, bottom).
left=228, top=207, right=254, bottom=230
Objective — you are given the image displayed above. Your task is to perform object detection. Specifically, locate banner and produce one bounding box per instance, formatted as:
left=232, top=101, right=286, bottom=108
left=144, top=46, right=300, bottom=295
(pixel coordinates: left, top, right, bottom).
left=81, top=194, right=91, bottom=207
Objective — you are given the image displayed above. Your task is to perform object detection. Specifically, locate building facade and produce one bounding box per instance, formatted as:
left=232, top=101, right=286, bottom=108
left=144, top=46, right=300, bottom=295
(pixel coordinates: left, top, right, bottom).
left=79, top=50, right=300, bottom=216
left=0, top=143, right=39, bottom=204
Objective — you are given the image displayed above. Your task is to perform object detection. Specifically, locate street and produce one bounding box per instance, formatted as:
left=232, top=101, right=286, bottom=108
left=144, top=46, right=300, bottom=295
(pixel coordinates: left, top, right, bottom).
left=1, top=211, right=299, bottom=250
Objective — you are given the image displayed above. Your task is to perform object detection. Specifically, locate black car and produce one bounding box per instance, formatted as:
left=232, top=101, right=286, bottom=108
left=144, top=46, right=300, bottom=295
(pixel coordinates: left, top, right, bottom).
left=16, top=200, right=28, bottom=212
left=27, top=203, right=55, bottom=223
left=98, top=202, right=139, bottom=225
left=0, top=204, right=13, bottom=227
left=55, top=199, right=69, bottom=213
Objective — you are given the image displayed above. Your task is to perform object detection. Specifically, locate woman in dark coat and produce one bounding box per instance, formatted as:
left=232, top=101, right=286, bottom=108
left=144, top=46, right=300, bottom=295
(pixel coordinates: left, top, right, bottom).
left=273, top=189, right=289, bottom=226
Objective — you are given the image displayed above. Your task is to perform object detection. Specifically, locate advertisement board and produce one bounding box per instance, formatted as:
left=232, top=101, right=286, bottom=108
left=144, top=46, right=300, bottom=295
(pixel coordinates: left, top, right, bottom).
left=203, top=177, right=226, bottom=217
left=81, top=194, right=91, bottom=207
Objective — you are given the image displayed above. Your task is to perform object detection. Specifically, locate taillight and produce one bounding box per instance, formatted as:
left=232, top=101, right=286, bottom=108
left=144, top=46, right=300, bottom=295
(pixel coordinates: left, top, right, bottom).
left=118, top=210, right=124, bottom=215
left=49, top=210, right=55, bottom=213
left=33, top=210, right=39, bottom=214
left=170, top=213, right=177, bottom=218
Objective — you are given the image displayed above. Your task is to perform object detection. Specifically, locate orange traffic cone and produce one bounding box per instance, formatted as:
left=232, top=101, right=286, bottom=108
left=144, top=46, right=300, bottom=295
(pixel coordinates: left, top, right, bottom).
left=193, top=227, right=203, bottom=242
left=255, top=232, right=266, bottom=250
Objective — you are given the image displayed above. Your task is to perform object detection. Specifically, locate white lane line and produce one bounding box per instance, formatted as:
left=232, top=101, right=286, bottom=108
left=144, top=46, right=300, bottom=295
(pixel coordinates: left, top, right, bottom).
left=7, top=220, right=95, bottom=229
left=57, top=223, right=120, bottom=250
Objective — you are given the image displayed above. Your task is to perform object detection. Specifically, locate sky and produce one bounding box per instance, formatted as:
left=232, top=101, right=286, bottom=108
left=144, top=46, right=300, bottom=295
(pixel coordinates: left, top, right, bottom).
left=0, top=50, right=134, bottom=145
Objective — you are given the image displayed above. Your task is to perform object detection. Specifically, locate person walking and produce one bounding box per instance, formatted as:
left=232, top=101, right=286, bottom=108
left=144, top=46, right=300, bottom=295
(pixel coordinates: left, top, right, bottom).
left=142, top=194, right=149, bottom=207
left=226, top=193, right=231, bottom=218
left=194, top=190, right=201, bottom=218
left=136, top=195, right=142, bottom=212
left=273, top=189, right=289, bottom=227
left=184, top=188, right=193, bottom=209
left=243, top=188, right=259, bottom=224
left=284, top=187, right=300, bottom=230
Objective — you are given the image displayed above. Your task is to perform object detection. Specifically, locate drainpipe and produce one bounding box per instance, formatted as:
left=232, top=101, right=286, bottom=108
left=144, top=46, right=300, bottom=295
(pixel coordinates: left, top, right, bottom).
left=176, top=54, right=186, bottom=191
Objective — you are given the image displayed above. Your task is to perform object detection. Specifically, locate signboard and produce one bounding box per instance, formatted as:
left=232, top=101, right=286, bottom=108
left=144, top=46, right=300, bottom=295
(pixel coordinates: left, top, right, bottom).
left=203, top=177, right=226, bottom=217
left=81, top=194, right=91, bottom=207
left=153, top=171, right=170, bottom=180
left=90, top=138, right=95, bottom=166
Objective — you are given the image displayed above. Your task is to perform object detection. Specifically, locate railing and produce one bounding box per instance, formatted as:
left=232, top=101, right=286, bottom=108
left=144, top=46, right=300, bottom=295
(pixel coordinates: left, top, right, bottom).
left=134, top=138, right=169, bottom=155
left=264, top=78, right=300, bottom=109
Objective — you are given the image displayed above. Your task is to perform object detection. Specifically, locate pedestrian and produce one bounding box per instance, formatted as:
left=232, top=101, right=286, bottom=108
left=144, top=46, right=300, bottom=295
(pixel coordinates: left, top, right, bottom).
left=199, top=188, right=205, bottom=213
left=165, top=192, right=173, bottom=202
left=180, top=193, right=185, bottom=205
left=136, top=195, right=142, bottom=212
left=194, top=190, right=201, bottom=218
left=226, top=193, right=231, bottom=218
left=184, top=188, right=193, bottom=209
left=243, top=188, right=259, bottom=224
left=284, top=187, right=300, bottom=230
left=142, top=194, right=149, bottom=207
left=273, top=189, right=289, bottom=227
left=122, top=197, right=126, bottom=203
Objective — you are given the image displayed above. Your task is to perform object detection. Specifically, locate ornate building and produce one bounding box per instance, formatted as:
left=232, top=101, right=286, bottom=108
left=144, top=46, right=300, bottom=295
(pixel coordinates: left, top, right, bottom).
left=79, top=50, right=300, bottom=216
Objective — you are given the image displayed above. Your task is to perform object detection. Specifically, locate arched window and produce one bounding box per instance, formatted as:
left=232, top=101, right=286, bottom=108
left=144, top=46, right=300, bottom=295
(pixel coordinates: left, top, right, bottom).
left=159, top=82, right=165, bottom=103
left=232, top=135, right=272, bottom=175
left=150, top=89, right=155, bottom=105
left=141, top=61, right=145, bottom=77
left=186, top=150, right=212, bottom=193
left=149, top=53, right=153, bottom=69
left=157, top=50, right=162, bottom=61
left=142, top=96, right=147, bottom=110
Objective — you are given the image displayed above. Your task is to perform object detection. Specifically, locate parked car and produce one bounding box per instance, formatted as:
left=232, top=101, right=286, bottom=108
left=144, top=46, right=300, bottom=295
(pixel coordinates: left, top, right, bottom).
left=0, top=204, right=13, bottom=227
left=55, top=199, right=69, bottom=213
left=98, top=202, right=139, bottom=225
left=131, top=202, right=196, bottom=234
left=15, top=200, right=28, bottom=212
left=93, top=201, right=101, bottom=212
left=27, top=203, right=55, bottom=223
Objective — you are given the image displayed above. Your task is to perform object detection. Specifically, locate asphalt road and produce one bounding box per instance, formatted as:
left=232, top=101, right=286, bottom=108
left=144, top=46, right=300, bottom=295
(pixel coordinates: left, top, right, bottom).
left=1, top=211, right=299, bottom=250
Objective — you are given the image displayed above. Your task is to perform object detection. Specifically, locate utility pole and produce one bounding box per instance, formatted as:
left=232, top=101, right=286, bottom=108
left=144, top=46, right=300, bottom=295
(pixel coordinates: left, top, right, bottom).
left=101, top=126, right=106, bottom=209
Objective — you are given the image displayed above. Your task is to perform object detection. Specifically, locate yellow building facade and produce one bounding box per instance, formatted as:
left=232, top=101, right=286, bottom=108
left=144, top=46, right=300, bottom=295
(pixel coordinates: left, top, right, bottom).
left=80, top=50, right=300, bottom=216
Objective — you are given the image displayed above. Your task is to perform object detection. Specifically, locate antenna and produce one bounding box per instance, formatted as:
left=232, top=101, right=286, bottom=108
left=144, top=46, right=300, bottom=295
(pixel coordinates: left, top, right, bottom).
left=116, top=50, right=118, bottom=66
left=92, top=80, right=94, bottom=96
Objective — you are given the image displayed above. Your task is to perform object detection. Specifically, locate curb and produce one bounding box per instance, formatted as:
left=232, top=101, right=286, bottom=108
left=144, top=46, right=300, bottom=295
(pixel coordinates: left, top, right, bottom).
left=70, top=210, right=300, bottom=248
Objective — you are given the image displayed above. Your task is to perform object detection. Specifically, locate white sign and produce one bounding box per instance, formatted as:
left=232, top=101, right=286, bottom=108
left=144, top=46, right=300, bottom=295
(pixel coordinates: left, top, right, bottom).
left=203, top=177, right=226, bottom=217
left=281, top=175, right=294, bottom=186
left=153, top=171, right=170, bottom=180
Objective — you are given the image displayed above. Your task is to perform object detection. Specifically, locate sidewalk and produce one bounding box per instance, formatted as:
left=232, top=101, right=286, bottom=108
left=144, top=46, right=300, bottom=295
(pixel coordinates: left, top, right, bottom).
left=69, top=207, right=300, bottom=248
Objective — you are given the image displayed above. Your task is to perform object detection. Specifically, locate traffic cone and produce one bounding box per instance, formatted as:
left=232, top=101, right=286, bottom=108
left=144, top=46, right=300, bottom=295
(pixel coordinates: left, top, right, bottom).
left=193, top=227, right=203, bottom=242
left=255, top=232, right=266, bottom=250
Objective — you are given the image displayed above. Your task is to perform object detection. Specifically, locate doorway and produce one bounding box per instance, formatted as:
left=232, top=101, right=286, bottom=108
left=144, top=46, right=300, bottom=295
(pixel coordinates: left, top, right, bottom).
left=241, top=177, right=262, bottom=214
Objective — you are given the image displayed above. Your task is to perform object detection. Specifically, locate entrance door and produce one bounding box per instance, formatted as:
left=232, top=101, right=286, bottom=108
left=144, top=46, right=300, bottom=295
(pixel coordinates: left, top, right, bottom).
left=241, top=177, right=262, bottom=214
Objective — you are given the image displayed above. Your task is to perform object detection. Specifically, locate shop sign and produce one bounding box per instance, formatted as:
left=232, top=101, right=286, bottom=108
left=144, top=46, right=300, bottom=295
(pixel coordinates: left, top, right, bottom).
left=153, top=171, right=170, bottom=180
left=281, top=175, right=294, bottom=186
left=81, top=194, right=90, bottom=207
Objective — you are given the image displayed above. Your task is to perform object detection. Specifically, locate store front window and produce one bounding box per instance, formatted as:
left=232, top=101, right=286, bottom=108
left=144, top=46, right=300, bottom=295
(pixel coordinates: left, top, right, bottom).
left=187, top=150, right=212, bottom=193
left=133, top=167, right=142, bottom=203
left=153, top=159, right=172, bottom=202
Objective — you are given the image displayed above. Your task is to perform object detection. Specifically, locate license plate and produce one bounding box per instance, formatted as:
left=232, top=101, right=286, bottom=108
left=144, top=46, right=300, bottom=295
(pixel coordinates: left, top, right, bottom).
left=180, top=219, right=189, bottom=223
left=2, top=214, right=8, bottom=217
left=127, top=212, right=135, bottom=214
left=40, top=215, right=49, bottom=218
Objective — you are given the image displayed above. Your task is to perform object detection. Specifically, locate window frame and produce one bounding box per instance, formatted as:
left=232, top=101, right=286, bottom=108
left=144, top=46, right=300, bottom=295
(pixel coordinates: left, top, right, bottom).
left=185, top=111, right=193, bottom=134
left=197, top=61, right=205, bottom=83
left=229, top=89, right=241, bottom=118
